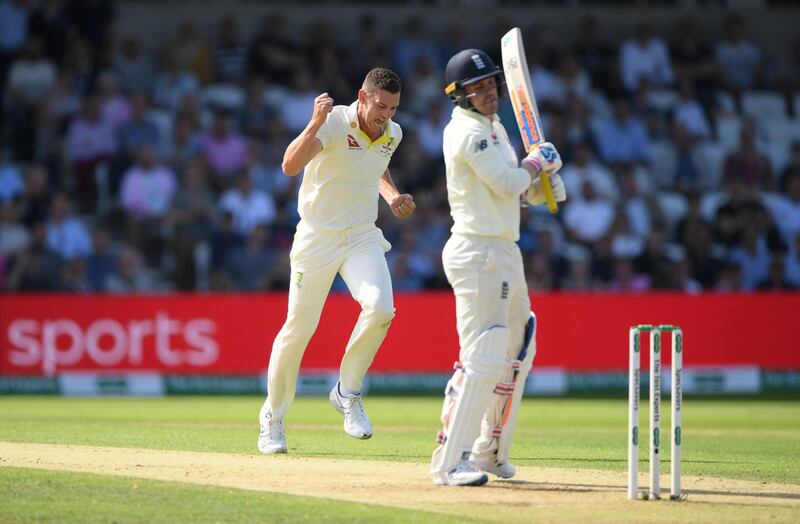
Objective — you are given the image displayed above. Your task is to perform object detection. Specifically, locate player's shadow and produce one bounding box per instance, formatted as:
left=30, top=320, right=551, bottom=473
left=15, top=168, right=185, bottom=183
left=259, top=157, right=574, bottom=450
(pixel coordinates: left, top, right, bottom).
left=493, top=481, right=800, bottom=502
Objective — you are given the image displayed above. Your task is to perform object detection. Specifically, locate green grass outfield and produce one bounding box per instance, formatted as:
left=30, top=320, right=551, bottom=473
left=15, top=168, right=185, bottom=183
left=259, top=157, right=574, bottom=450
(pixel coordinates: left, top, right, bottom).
left=1, top=396, right=799, bottom=522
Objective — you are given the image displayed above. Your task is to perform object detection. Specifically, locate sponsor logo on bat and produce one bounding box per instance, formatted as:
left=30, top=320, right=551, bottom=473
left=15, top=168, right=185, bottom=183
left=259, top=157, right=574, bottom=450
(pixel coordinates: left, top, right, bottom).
left=514, top=86, right=542, bottom=146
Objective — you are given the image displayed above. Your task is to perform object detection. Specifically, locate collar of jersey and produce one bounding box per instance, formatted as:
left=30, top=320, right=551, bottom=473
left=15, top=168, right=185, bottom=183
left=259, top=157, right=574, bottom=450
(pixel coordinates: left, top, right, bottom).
left=454, top=105, right=499, bottom=126
left=347, top=101, right=391, bottom=146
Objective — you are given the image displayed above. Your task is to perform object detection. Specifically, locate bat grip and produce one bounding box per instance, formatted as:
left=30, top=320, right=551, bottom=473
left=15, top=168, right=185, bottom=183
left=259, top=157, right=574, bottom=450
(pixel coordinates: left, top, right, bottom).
left=539, top=170, right=558, bottom=214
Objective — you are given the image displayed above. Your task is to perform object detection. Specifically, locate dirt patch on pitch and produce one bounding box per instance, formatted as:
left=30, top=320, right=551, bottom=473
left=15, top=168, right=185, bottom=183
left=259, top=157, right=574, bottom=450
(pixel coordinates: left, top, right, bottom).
left=2, top=442, right=800, bottom=523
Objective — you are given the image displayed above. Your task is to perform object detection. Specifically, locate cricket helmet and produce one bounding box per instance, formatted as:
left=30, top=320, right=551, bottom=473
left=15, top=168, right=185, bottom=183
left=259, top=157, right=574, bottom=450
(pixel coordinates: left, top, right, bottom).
left=444, top=49, right=504, bottom=110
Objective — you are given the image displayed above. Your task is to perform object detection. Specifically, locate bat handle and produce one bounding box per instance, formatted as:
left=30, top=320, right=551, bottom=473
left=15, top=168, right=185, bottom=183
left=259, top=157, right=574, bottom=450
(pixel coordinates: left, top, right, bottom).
left=539, top=170, right=558, bottom=214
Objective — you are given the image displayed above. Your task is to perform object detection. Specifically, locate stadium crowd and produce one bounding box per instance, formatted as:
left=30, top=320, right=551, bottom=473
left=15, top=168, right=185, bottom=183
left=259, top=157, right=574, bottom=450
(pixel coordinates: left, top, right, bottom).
left=1, top=0, right=799, bottom=294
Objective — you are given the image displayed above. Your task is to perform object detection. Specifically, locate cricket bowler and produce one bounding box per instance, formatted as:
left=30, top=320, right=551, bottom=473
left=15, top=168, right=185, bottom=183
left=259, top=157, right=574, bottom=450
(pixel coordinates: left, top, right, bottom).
left=258, top=68, right=415, bottom=454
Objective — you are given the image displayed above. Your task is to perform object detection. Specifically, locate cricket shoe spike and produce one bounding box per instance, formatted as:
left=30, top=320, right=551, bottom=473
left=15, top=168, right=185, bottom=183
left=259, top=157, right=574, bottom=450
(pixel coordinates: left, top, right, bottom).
left=329, top=383, right=373, bottom=439
left=258, top=411, right=287, bottom=454
left=471, top=455, right=517, bottom=479
left=434, top=460, right=489, bottom=487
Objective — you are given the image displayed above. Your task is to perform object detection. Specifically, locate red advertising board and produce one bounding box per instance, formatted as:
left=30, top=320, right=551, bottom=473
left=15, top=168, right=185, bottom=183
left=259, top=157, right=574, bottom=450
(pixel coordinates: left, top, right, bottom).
left=1, top=292, right=798, bottom=376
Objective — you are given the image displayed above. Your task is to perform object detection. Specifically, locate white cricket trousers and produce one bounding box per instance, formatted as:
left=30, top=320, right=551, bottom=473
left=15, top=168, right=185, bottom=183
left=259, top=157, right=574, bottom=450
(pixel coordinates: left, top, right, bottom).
left=265, top=220, right=395, bottom=419
left=443, top=233, right=530, bottom=362
left=442, top=233, right=531, bottom=454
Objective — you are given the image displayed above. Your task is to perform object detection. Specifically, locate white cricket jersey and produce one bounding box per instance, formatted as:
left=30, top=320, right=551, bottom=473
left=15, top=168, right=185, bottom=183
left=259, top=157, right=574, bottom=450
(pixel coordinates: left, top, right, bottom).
left=298, top=101, right=402, bottom=231
left=443, top=106, right=530, bottom=241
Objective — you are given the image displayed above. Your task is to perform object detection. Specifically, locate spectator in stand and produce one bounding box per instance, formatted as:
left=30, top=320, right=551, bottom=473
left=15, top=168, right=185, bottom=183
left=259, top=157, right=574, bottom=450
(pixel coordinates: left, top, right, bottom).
left=757, top=255, right=796, bottom=291
left=0, top=0, right=30, bottom=85
left=119, top=145, right=177, bottom=264
left=114, top=35, right=154, bottom=95
left=199, top=109, right=247, bottom=185
left=619, top=21, right=674, bottom=94
left=45, top=191, right=91, bottom=260
left=222, top=223, right=276, bottom=291
left=721, top=119, right=773, bottom=191
left=63, top=0, right=113, bottom=65
left=392, top=16, right=441, bottom=79
left=19, top=163, right=50, bottom=224
left=785, top=233, right=800, bottom=287
left=170, top=19, right=214, bottom=85
left=630, top=78, right=667, bottom=140
left=0, top=201, right=29, bottom=257
left=103, top=245, right=155, bottom=292
left=728, top=221, right=771, bottom=290
left=618, top=165, right=657, bottom=239
left=416, top=99, right=447, bottom=160
left=714, top=14, right=762, bottom=100
left=670, top=16, right=718, bottom=116
left=557, top=96, right=597, bottom=162
left=673, top=249, right=703, bottom=293
left=775, top=35, right=800, bottom=117
left=96, top=71, right=132, bottom=132
left=672, top=79, right=711, bottom=141
left=550, top=52, right=592, bottom=110
left=60, top=37, right=93, bottom=97
left=671, top=123, right=703, bottom=193
left=247, top=13, right=302, bottom=84
left=606, top=255, right=650, bottom=293
left=164, top=114, right=201, bottom=173
left=764, top=170, right=800, bottom=247
left=596, top=97, right=651, bottom=166
left=152, top=49, right=200, bottom=112
left=117, top=93, right=160, bottom=165
left=573, top=15, right=616, bottom=95
left=167, top=158, right=215, bottom=290
left=218, top=171, right=276, bottom=237
left=208, top=210, right=242, bottom=288
left=5, top=219, right=62, bottom=291
left=563, top=178, right=616, bottom=246
left=306, top=19, right=352, bottom=102
left=5, top=37, right=56, bottom=109
left=58, top=256, right=93, bottom=293
left=4, top=37, right=56, bottom=161
left=681, top=217, right=723, bottom=289
left=562, top=246, right=599, bottom=291
left=27, top=0, right=69, bottom=66
left=279, top=68, right=318, bottom=134
left=85, top=226, right=116, bottom=292
left=212, top=14, right=247, bottom=84
left=0, top=157, right=23, bottom=202
left=348, top=14, right=391, bottom=84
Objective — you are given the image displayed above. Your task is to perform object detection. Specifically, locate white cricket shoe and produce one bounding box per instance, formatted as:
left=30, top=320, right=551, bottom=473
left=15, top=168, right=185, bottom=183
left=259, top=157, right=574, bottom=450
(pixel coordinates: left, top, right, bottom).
left=471, top=456, right=517, bottom=479
left=258, top=411, right=287, bottom=454
left=329, top=384, right=373, bottom=439
left=434, top=461, right=489, bottom=487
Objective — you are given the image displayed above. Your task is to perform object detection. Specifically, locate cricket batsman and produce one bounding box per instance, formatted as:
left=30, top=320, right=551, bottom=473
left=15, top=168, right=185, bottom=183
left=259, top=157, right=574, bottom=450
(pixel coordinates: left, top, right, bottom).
left=430, top=49, right=566, bottom=486
left=258, top=68, right=415, bottom=454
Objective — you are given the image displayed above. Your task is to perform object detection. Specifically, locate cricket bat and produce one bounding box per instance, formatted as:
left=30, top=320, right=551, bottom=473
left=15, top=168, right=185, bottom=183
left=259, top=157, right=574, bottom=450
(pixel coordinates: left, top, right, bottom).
left=501, top=27, right=558, bottom=214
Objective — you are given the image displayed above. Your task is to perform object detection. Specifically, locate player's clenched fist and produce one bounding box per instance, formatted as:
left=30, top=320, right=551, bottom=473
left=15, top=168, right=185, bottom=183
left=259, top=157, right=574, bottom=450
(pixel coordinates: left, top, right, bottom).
left=390, top=194, right=416, bottom=219
left=311, top=92, right=334, bottom=127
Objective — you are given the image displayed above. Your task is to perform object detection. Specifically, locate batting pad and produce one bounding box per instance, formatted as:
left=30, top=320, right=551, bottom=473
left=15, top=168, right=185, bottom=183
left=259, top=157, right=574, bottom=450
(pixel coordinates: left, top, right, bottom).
left=431, top=326, right=509, bottom=477
left=473, top=312, right=537, bottom=465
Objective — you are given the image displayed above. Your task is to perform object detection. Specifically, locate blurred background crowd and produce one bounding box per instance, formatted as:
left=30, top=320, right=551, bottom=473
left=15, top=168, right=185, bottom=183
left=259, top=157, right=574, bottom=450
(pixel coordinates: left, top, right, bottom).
left=0, top=0, right=799, bottom=294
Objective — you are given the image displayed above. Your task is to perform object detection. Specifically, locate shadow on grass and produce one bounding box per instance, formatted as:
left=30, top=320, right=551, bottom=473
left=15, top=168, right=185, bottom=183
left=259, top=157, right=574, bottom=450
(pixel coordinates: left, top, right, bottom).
left=493, top=480, right=800, bottom=502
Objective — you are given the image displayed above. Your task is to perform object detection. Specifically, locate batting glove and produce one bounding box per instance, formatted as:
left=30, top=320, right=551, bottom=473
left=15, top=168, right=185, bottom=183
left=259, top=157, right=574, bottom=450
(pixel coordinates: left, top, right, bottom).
left=525, top=171, right=567, bottom=206
left=522, top=142, right=563, bottom=175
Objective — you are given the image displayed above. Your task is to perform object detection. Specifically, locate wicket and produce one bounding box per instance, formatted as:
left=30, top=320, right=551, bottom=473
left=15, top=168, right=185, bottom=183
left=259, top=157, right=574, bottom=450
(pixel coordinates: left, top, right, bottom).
left=628, top=324, right=683, bottom=501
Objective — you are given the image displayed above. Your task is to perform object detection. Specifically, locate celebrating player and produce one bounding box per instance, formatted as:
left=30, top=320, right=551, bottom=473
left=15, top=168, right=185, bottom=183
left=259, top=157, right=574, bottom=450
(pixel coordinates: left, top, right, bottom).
left=258, top=68, right=415, bottom=454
